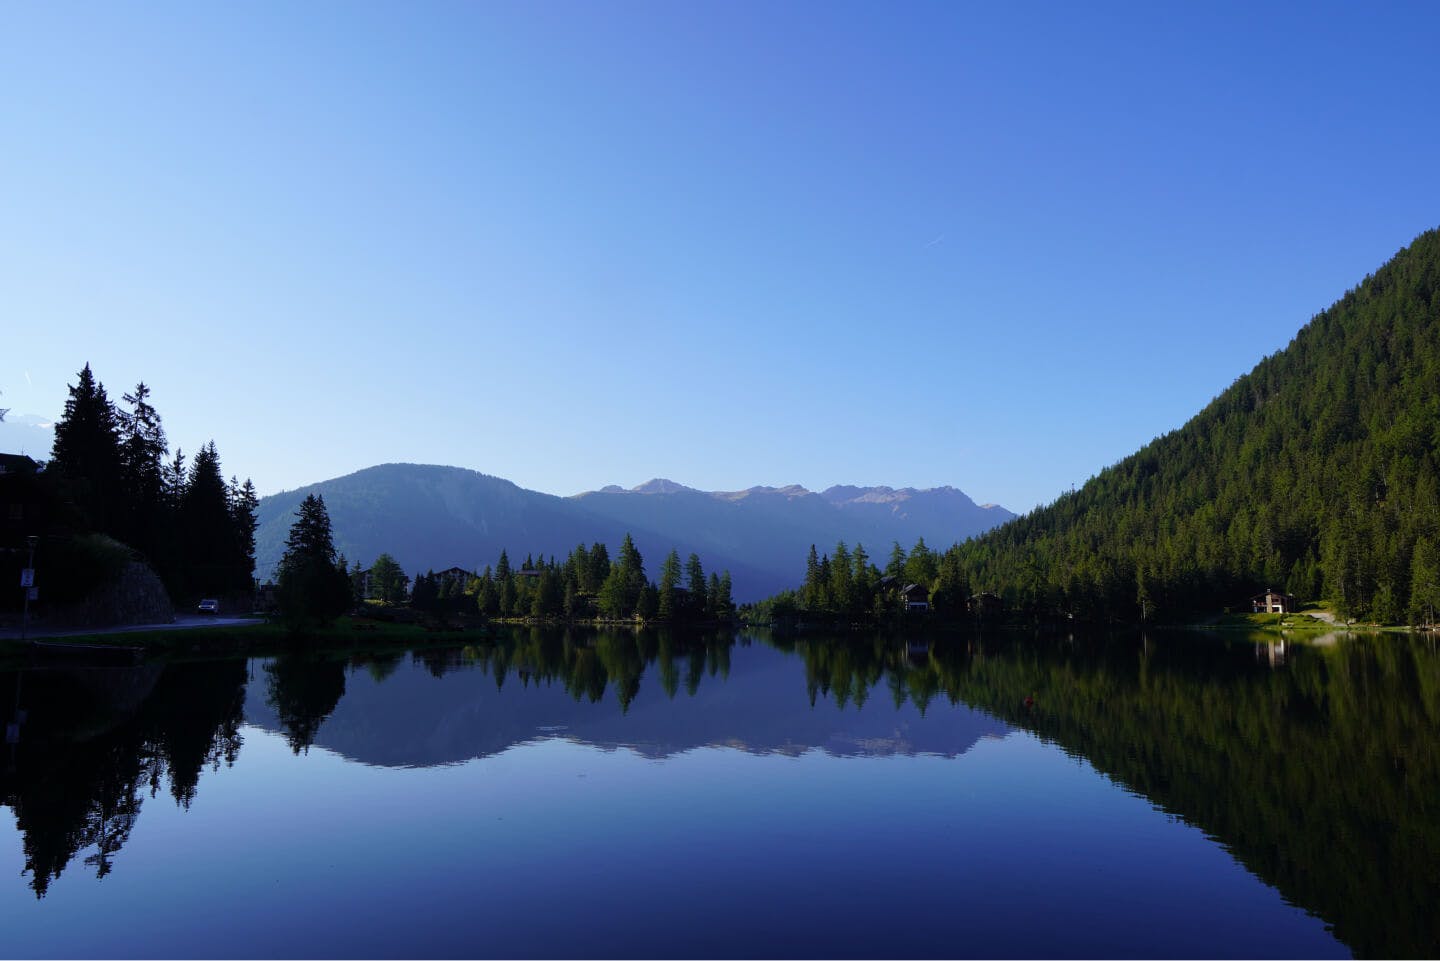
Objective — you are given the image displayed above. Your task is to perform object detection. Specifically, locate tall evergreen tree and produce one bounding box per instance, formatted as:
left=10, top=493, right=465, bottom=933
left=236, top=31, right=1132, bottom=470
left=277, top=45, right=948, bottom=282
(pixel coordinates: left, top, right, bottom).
left=685, top=553, right=706, bottom=616
left=181, top=442, right=245, bottom=595
left=50, top=363, right=123, bottom=532
left=658, top=549, right=682, bottom=620
left=599, top=533, right=646, bottom=618
left=116, top=382, right=167, bottom=546
left=885, top=542, right=907, bottom=580
left=277, top=494, right=350, bottom=629
left=588, top=542, right=611, bottom=589
left=230, top=477, right=259, bottom=584
left=804, top=545, right=821, bottom=607
left=715, top=571, right=734, bottom=619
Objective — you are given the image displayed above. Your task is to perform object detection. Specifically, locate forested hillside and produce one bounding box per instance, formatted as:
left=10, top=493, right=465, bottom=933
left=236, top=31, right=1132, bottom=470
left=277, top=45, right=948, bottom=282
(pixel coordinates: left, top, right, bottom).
left=956, top=228, right=1440, bottom=622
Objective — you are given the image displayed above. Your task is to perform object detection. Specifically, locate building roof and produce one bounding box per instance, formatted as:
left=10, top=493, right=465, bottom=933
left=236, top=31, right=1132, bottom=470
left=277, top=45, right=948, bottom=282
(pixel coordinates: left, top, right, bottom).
left=0, top=453, right=39, bottom=475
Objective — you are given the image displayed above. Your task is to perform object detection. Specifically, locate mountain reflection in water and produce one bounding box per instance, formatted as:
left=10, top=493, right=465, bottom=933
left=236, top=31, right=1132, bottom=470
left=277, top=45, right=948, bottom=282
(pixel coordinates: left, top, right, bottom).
left=1, top=626, right=1436, bottom=958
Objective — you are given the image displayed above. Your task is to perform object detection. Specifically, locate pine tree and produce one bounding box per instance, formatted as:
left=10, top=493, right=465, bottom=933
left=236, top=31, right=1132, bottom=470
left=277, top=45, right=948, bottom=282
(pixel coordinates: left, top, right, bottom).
left=230, top=477, right=259, bottom=586
left=277, top=494, right=350, bottom=630
left=659, top=549, right=681, bottom=620
left=885, top=542, right=907, bottom=580
left=852, top=543, right=875, bottom=603
left=182, top=442, right=244, bottom=595
left=164, top=448, right=187, bottom=508
left=685, top=553, right=706, bottom=617
left=588, top=542, right=611, bottom=589
left=282, top=494, right=337, bottom=566
left=707, top=572, right=721, bottom=619
left=903, top=537, right=937, bottom=586
left=618, top=534, right=644, bottom=579
left=475, top=575, right=499, bottom=617
left=50, top=363, right=123, bottom=532
left=349, top=559, right=366, bottom=604
left=1409, top=537, right=1440, bottom=625
left=117, top=382, right=168, bottom=548
left=635, top=582, right=658, bottom=620
left=830, top=542, right=854, bottom=614
left=804, top=545, right=821, bottom=608
left=716, top=571, right=734, bottom=619
left=531, top=568, right=562, bottom=618
left=599, top=534, right=645, bottom=619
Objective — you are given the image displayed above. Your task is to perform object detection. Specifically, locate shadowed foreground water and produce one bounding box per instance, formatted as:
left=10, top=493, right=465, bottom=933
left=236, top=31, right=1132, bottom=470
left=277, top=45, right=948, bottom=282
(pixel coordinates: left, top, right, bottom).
left=2, top=627, right=1435, bottom=958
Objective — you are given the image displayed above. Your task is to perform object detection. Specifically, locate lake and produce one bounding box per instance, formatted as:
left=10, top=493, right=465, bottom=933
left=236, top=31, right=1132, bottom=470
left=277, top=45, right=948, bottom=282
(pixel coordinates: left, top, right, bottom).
left=2, top=627, right=1436, bottom=958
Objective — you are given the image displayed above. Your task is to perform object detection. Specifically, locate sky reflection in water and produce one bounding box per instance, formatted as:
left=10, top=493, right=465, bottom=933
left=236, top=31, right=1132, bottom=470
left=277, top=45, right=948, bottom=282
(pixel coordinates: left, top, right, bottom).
left=3, top=628, right=1424, bottom=958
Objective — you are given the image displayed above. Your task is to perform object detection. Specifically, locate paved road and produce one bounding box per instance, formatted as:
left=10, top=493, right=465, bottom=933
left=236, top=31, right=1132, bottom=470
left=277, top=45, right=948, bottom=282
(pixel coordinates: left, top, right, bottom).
left=0, top=614, right=263, bottom=641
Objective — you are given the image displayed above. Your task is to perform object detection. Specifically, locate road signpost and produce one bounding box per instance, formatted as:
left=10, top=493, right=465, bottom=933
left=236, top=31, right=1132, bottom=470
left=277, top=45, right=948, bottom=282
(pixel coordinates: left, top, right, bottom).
left=20, top=536, right=36, bottom=642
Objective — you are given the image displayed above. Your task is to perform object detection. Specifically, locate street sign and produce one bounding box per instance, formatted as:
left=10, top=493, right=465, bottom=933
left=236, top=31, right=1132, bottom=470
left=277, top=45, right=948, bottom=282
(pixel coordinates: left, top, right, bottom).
left=26, top=587, right=38, bottom=601
left=19, top=568, right=34, bottom=588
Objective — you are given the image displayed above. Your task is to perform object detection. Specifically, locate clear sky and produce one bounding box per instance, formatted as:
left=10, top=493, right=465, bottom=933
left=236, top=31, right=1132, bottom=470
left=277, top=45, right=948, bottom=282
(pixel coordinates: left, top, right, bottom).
left=4, top=1, right=1439, bottom=512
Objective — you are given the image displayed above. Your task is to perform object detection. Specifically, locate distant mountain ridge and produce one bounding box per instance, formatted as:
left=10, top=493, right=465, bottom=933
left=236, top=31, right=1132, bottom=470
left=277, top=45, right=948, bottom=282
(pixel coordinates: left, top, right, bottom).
left=254, top=465, right=1013, bottom=601
left=241, top=642, right=1009, bottom=768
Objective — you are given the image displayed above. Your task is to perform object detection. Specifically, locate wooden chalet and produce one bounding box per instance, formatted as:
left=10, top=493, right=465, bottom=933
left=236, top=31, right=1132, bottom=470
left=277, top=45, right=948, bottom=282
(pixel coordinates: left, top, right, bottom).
left=1250, top=589, right=1296, bottom=614
left=901, top=583, right=929, bottom=612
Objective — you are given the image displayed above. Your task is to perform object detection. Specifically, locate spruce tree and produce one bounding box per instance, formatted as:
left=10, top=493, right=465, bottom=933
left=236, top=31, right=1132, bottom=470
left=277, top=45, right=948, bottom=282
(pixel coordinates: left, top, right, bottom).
left=50, top=363, right=123, bottom=532
left=706, top=572, right=721, bottom=619
left=659, top=549, right=681, bottom=620
left=117, top=382, right=168, bottom=550
left=181, top=443, right=239, bottom=595
left=716, top=572, right=734, bottom=618
left=685, top=553, right=706, bottom=616
left=804, top=545, right=821, bottom=608
left=230, top=477, right=259, bottom=585
left=588, top=542, right=611, bottom=588
left=885, top=542, right=907, bottom=580
left=277, top=493, right=350, bottom=629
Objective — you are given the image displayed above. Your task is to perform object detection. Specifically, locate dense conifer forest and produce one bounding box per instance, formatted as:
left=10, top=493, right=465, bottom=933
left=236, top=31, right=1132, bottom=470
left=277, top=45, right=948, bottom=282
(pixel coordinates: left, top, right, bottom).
left=403, top=535, right=735, bottom=623
left=0, top=364, right=257, bottom=612
left=758, top=229, right=1440, bottom=625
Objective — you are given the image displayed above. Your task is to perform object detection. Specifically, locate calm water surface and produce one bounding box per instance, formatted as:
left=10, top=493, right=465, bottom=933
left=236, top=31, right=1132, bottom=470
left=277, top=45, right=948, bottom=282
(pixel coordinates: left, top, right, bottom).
left=2, top=628, right=1436, bottom=958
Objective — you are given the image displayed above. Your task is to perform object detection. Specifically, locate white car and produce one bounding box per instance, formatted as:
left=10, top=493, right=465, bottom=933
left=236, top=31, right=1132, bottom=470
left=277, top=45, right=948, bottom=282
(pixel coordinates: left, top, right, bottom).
left=197, top=599, right=220, bottom=614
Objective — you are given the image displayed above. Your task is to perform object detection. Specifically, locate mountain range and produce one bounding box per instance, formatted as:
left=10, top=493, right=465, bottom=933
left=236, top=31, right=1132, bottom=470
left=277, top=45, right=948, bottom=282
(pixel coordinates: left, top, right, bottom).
left=254, top=466, right=1014, bottom=601
left=242, top=641, right=1009, bottom=767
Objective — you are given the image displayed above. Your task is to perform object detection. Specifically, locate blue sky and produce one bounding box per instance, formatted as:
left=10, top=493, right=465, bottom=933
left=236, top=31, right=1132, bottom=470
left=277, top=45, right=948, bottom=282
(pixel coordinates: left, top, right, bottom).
left=3, top=1, right=1438, bottom=512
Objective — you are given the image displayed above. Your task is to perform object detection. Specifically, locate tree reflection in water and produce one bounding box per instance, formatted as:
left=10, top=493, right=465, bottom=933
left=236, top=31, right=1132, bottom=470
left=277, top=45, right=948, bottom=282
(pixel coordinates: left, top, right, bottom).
left=0, top=627, right=1436, bottom=956
left=0, top=660, right=246, bottom=897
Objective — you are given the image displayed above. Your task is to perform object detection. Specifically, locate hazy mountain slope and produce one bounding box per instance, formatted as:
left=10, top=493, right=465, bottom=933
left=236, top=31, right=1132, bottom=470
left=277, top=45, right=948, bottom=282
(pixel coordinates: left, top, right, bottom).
left=255, top=463, right=609, bottom=581
left=571, top=480, right=1014, bottom=589
left=821, top=484, right=1009, bottom=537
left=955, top=227, right=1440, bottom=621
left=0, top=414, right=54, bottom=460
left=255, top=466, right=1013, bottom=602
left=255, top=465, right=804, bottom=600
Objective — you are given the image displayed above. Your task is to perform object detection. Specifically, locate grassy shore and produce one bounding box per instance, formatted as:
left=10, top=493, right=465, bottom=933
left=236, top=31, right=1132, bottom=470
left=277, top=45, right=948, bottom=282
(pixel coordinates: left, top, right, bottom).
left=0, top=614, right=501, bottom=663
